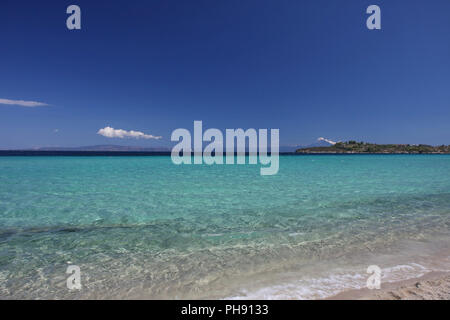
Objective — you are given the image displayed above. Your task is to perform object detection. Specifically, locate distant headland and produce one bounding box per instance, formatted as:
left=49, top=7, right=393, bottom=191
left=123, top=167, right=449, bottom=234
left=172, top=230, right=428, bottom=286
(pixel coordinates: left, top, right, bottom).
left=296, top=141, right=450, bottom=154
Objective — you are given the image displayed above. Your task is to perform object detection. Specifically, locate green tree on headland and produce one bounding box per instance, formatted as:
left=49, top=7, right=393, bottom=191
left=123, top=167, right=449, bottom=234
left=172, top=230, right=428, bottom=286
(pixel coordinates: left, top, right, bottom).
left=296, top=142, right=450, bottom=154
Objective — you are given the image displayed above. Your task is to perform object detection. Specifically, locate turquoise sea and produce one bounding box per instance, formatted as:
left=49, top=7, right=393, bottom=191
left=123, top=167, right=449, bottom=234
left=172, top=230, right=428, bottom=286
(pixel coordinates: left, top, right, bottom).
left=1, top=155, right=450, bottom=299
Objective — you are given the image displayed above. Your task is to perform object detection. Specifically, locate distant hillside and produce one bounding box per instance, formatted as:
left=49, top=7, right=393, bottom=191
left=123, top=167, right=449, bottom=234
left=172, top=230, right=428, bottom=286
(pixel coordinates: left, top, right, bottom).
left=296, top=141, right=450, bottom=154
left=35, top=145, right=170, bottom=152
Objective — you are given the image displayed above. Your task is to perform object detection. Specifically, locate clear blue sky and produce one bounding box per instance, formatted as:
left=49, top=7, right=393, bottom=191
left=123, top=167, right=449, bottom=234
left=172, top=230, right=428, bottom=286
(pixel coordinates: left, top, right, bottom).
left=0, top=0, right=449, bottom=149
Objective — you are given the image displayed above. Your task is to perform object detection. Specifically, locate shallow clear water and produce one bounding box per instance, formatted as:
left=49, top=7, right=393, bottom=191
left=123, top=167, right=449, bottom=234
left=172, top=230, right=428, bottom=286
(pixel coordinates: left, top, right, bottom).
left=0, top=155, right=449, bottom=299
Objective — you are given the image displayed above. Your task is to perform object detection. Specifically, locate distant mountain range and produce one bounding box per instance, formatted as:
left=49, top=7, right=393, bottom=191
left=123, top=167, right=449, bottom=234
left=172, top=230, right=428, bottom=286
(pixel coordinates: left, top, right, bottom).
left=8, top=139, right=336, bottom=153
left=33, top=145, right=171, bottom=152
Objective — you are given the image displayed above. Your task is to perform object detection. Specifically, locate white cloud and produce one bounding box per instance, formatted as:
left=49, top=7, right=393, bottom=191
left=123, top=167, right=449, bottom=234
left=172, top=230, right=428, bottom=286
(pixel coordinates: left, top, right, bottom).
left=97, top=126, right=162, bottom=140
left=318, top=137, right=337, bottom=145
left=0, top=98, right=49, bottom=107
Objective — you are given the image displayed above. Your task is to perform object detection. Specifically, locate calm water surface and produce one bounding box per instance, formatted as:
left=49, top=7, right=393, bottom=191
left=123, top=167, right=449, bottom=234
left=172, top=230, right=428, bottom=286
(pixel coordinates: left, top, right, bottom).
left=0, top=155, right=449, bottom=299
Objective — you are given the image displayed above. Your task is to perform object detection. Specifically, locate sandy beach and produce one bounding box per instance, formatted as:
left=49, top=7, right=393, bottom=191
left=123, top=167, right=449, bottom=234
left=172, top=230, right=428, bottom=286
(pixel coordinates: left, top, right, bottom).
left=329, top=271, right=450, bottom=300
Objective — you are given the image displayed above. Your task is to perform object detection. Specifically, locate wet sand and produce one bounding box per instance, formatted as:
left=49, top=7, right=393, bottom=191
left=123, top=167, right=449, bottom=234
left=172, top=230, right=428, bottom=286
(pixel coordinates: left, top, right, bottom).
left=328, top=271, right=450, bottom=300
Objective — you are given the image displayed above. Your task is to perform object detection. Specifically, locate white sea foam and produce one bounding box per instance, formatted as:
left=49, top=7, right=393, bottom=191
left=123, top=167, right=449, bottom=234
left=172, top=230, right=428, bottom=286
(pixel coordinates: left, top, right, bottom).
left=225, top=261, right=449, bottom=300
